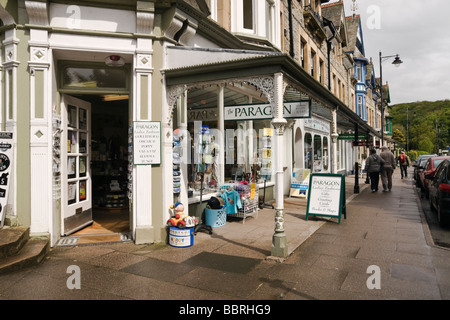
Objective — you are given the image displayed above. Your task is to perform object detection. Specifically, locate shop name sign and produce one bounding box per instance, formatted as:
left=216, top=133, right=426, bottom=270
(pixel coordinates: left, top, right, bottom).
left=338, top=134, right=367, bottom=140
left=0, top=132, right=13, bottom=228
left=224, top=100, right=311, bottom=121
left=133, top=121, right=161, bottom=165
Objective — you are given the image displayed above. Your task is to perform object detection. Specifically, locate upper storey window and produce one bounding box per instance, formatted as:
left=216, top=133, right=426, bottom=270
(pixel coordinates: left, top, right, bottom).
left=243, top=0, right=254, bottom=30
left=231, top=0, right=280, bottom=48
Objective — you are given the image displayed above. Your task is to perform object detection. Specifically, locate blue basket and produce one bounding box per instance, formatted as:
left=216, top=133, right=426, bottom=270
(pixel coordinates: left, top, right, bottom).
left=205, top=207, right=226, bottom=228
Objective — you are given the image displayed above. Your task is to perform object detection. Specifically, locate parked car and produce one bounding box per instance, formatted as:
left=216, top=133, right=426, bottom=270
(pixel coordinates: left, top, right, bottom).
left=427, top=159, right=450, bottom=227
left=419, top=156, right=450, bottom=198
left=413, top=154, right=436, bottom=186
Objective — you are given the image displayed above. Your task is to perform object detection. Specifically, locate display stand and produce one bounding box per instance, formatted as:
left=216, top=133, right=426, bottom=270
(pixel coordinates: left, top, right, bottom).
left=220, top=182, right=259, bottom=224
left=193, top=128, right=213, bottom=235
left=259, top=128, right=273, bottom=209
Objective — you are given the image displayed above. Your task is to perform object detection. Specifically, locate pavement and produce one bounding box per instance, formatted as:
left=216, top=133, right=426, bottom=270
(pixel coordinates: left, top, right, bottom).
left=1, top=168, right=450, bottom=302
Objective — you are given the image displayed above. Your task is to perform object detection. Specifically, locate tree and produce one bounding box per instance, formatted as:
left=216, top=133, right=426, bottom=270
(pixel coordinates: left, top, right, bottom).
left=392, top=128, right=405, bottom=144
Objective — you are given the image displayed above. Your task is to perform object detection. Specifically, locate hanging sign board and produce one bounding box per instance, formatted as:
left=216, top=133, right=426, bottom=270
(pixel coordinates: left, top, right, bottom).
left=306, top=173, right=346, bottom=223
left=224, top=100, right=311, bottom=121
left=133, top=121, right=161, bottom=165
left=0, top=132, right=13, bottom=228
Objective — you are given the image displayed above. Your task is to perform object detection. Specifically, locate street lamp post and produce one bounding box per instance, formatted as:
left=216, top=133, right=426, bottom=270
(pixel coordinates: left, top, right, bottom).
left=379, top=52, right=403, bottom=147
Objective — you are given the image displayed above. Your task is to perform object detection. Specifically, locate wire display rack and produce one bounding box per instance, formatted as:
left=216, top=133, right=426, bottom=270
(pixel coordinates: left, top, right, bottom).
left=219, top=183, right=259, bottom=224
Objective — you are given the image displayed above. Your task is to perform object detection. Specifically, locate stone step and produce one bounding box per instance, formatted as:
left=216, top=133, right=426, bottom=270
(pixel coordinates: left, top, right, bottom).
left=0, top=226, right=30, bottom=259
left=0, top=238, right=49, bottom=274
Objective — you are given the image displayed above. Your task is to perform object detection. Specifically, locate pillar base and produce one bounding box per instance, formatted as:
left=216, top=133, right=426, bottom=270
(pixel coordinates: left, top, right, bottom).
left=271, top=232, right=288, bottom=258
left=135, top=226, right=154, bottom=245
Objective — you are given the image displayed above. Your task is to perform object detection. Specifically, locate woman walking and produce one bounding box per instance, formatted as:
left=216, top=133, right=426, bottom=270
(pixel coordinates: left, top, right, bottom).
left=365, top=148, right=385, bottom=192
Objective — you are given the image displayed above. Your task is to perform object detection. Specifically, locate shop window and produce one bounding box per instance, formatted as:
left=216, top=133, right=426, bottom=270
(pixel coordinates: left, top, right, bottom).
left=313, top=135, right=322, bottom=172
left=337, top=139, right=341, bottom=169
left=304, top=133, right=312, bottom=170
left=323, top=136, right=328, bottom=171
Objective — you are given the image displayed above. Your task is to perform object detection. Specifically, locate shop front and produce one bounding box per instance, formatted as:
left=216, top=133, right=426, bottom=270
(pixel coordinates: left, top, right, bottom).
left=2, top=2, right=381, bottom=256
left=164, top=46, right=381, bottom=256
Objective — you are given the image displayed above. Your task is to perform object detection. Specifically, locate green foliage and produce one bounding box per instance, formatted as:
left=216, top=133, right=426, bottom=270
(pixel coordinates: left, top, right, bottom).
left=392, top=128, right=405, bottom=143
left=390, top=100, right=450, bottom=154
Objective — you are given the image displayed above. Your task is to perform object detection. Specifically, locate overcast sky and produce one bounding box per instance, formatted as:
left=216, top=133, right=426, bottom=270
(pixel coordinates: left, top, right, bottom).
left=331, top=0, right=450, bottom=105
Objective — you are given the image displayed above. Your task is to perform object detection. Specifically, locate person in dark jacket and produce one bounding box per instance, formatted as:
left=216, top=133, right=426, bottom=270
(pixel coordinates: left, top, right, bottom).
left=365, top=148, right=385, bottom=192
left=380, top=146, right=396, bottom=192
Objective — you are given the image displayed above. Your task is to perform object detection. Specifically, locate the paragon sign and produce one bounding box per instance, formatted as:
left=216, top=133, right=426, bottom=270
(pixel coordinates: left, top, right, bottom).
left=224, top=100, right=311, bottom=121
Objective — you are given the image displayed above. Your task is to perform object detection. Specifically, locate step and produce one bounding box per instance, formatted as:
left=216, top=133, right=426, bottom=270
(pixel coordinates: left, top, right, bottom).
left=0, top=226, right=30, bottom=259
left=0, top=239, right=49, bottom=274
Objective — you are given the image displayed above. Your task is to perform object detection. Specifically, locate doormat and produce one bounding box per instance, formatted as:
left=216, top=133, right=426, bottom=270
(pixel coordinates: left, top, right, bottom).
left=57, top=232, right=132, bottom=246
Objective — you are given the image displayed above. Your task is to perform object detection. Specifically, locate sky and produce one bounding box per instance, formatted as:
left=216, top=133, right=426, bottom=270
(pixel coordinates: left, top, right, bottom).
left=330, top=0, right=450, bottom=105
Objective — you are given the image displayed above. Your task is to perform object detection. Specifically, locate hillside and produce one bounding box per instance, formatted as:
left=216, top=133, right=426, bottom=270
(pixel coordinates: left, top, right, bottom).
left=389, top=100, right=450, bottom=153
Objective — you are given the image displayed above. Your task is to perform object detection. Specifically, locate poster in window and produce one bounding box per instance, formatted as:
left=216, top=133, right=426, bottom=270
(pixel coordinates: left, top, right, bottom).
left=68, top=105, right=77, bottom=128
left=79, top=108, right=87, bottom=130
left=79, top=156, right=86, bottom=177
left=68, top=156, right=76, bottom=178
left=68, top=130, right=77, bottom=153
left=68, top=181, right=76, bottom=205
left=80, top=133, right=87, bottom=153
left=79, top=180, right=86, bottom=201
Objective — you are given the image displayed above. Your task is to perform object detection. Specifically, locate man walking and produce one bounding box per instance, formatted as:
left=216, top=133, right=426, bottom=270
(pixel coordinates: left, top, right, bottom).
left=380, top=146, right=396, bottom=192
left=397, top=150, right=410, bottom=179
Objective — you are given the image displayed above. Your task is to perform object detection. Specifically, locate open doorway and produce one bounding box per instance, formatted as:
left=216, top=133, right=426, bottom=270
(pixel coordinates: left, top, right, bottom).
left=59, top=94, right=131, bottom=245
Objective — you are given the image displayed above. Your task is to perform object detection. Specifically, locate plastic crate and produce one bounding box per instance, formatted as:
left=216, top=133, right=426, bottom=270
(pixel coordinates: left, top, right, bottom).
left=205, top=207, right=226, bottom=228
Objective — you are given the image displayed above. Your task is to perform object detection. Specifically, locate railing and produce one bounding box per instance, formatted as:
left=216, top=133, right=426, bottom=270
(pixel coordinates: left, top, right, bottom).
left=303, top=5, right=325, bottom=30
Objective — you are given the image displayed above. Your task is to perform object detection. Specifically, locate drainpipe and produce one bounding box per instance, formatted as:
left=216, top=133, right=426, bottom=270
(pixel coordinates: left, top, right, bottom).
left=288, top=0, right=294, bottom=58
left=323, top=18, right=336, bottom=91
left=323, top=17, right=338, bottom=174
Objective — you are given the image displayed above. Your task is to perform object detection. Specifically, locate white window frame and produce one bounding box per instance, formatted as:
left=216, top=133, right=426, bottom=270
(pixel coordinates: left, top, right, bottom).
left=208, top=0, right=217, bottom=21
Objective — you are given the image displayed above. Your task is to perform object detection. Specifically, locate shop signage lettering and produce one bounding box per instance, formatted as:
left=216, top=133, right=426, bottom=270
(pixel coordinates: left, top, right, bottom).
left=188, top=108, right=218, bottom=122
left=306, top=173, right=346, bottom=224
left=338, top=134, right=367, bottom=140
left=304, top=118, right=330, bottom=133
left=133, top=121, right=161, bottom=165
left=0, top=132, right=13, bottom=228
left=224, top=100, right=311, bottom=121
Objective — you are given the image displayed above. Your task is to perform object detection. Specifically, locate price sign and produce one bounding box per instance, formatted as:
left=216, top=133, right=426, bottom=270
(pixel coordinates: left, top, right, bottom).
left=306, top=173, right=346, bottom=223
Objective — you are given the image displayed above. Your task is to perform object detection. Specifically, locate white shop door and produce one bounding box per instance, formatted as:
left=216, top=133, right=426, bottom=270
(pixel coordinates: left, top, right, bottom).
left=61, top=95, right=92, bottom=235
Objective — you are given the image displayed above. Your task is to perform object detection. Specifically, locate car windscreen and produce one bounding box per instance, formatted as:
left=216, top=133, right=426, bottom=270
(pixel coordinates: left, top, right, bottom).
left=433, top=159, right=444, bottom=168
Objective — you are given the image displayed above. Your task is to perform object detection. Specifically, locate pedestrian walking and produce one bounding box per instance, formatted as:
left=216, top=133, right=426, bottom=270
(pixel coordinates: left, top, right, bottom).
left=397, top=150, right=410, bottom=179
left=365, top=148, right=385, bottom=192
left=380, top=145, right=396, bottom=192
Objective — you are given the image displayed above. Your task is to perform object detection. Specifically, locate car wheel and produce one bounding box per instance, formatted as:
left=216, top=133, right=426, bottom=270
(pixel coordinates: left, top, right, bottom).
left=430, top=198, right=435, bottom=211
left=438, top=203, right=450, bottom=228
